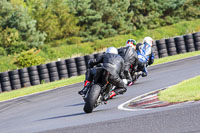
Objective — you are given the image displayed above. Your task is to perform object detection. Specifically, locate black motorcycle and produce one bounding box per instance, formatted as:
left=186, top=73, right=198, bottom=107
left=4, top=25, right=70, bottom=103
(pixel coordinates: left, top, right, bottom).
left=83, top=67, right=114, bottom=113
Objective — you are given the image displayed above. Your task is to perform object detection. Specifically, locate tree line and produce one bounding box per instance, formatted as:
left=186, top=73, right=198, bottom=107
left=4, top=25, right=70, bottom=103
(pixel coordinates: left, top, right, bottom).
left=0, top=0, right=199, bottom=56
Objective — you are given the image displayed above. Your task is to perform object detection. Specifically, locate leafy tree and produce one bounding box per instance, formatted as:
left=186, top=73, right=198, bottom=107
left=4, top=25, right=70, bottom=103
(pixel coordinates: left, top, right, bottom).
left=0, top=27, right=20, bottom=48
left=0, top=47, right=6, bottom=56
left=25, top=0, right=80, bottom=42
left=0, top=0, right=46, bottom=54
left=128, top=0, right=199, bottom=29
left=9, top=0, right=26, bottom=7
left=68, top=0, right=133, bottom=41
left=178, top=0, right=200, bottom=20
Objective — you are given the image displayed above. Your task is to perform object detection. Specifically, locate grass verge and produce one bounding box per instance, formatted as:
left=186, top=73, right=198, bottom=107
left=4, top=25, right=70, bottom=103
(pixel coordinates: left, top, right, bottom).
left=0, top=51, right=200, bottom=102
left=158, top=76, right=200, bottom=102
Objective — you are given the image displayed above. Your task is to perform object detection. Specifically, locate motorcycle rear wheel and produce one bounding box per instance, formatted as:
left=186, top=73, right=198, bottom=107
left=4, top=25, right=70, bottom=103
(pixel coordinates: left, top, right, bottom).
left=83, top=84, right=101, bottom=113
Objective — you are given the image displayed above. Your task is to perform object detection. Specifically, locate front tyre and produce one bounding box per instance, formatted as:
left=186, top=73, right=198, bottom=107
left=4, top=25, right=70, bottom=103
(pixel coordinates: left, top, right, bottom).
left=83, top=84, right=101, bottom=113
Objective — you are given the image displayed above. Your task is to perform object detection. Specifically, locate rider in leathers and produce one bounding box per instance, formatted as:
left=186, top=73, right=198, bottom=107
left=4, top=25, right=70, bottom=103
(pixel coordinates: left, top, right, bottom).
left=118, top=39, right=139, bottom=85
left=78, top=47, right=127, bottom=98
left=136, top=37, right=155, bottom=77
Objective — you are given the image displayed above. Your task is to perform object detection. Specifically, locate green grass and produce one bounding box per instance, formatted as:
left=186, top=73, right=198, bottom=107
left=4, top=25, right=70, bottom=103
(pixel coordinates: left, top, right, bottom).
left=0, top=51, right=200, bottom=102
left=0, top=55, right=18, bottom=72
left=158, top=76, right=200, bottom=102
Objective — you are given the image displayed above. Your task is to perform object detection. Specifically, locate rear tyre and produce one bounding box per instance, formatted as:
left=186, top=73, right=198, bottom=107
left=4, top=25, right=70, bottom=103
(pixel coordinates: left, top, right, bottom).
left=83, top=84, right=101, bottom=113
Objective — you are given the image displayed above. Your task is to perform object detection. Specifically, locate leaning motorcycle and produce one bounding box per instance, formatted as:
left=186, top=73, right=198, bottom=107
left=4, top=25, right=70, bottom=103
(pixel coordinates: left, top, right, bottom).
left=83, top=67, right=114, bottom=113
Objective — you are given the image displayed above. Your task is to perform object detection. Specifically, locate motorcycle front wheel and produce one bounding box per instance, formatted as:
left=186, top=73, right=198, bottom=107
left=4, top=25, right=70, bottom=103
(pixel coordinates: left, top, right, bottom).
left=83, top=84, right=101, bottom=113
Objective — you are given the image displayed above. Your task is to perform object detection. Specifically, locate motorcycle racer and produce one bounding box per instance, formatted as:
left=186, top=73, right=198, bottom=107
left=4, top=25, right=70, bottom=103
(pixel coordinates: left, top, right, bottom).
left=78, top=47, right=127, bottom=98
left=136, top=37, right=155, bottom=77
left=118, top=39, right=139, bottom=86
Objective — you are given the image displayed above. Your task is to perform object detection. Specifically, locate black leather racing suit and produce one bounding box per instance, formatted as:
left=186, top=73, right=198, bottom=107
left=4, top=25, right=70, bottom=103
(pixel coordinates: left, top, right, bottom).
left=87, top=53, right=127, bottom=94
left=118, top=46, right=138, bottom=82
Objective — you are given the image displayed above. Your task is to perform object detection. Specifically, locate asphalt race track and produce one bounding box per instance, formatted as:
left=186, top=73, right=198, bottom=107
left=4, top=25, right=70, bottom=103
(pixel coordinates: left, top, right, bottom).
left=0, top=55, right=200, bottom=133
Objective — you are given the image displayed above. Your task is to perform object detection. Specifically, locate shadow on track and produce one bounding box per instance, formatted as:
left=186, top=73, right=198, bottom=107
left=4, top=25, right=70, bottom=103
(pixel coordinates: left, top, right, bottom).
left=37, top=112, right=85, bottom=121
left=65, top=102, right=84, bottom=107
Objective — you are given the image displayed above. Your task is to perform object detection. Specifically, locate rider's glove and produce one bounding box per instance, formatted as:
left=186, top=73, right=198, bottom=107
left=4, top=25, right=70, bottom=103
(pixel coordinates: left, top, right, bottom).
left=148, top=58, right=154, bottom=65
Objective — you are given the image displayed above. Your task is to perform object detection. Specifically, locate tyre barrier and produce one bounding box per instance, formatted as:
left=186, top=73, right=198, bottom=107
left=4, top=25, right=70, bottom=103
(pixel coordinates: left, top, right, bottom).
left=184, top=34, right=195, bottom=52
left=0, top=72, right=12, bottom=92
left=38, top=64, right=50, bottom=83
left=56, top=60, right=68, bottom=79
left=28, top=66, right=40, bottom=86
left=19, top=68, right=31, bottom=88
left=165, top=38, right=177, bottom=56
left=47, top=62, right=59, bottom=82
left=75, top=56, right=87, bottom=76
left=156, top=39, right=168, bottom=58
left=193, top=32, right=200, bottom=50
left=66, top=58, right=78, bottom=77
left=0, top=81, right=2, bottom=93
left=0, top=32, right=200, bottom=93
left=174, top=36, right=187, bottom=54
left=9, top=70, right=21, bottom=90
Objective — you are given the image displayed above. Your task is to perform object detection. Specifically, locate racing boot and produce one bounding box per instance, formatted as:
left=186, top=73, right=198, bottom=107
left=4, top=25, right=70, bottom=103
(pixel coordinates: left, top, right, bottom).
left=109, top=91, right=116, bottom=99
left=78, top=80, right=91, bottom=96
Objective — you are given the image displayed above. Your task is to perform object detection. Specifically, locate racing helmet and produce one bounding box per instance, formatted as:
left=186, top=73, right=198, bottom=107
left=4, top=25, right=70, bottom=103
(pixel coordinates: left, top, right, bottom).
left=126, top=39, right=137, bottom=48
left=143, top=37, right=153, bottom=47
left=106, top=47, right=118, bottom=54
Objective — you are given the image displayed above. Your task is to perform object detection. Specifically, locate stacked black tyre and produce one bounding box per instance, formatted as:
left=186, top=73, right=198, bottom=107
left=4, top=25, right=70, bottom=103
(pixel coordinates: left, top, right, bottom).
left=0, top=81, right=2, bottom=93
left=38, top=64, right=50, bottom=83
left=152, top=42, right=159, bottom=59
left=165, top=38, right=177, bottom=56
left=19, top=68, right=31, bottom=88
left=66, top=58, right=78, bottom=77
left=175, top=36, right=186, bottom=54
left=193, top=32, right=200, bottom=50
left=47, top=62, right=59, bottom=82
left=28, top=66, right=40, bottom=86
left=9, top=70, right=21, bottom=90
left=75, top=56, right=87, bottom=76
left=184, top=34, right=195, bottom=52
left=0, top=72, right=12, bottom=92
left=56, top=60, right=68, bottom=79
left=84, top=54, right=95, bottom=69
left=156, top=39, right=168, bottom=58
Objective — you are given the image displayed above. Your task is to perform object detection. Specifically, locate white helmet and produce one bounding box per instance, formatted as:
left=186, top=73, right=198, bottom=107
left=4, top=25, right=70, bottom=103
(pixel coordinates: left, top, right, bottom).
left=106, top=47, right=118, bottom=54
left=143, top=37, right=153, bottom=46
